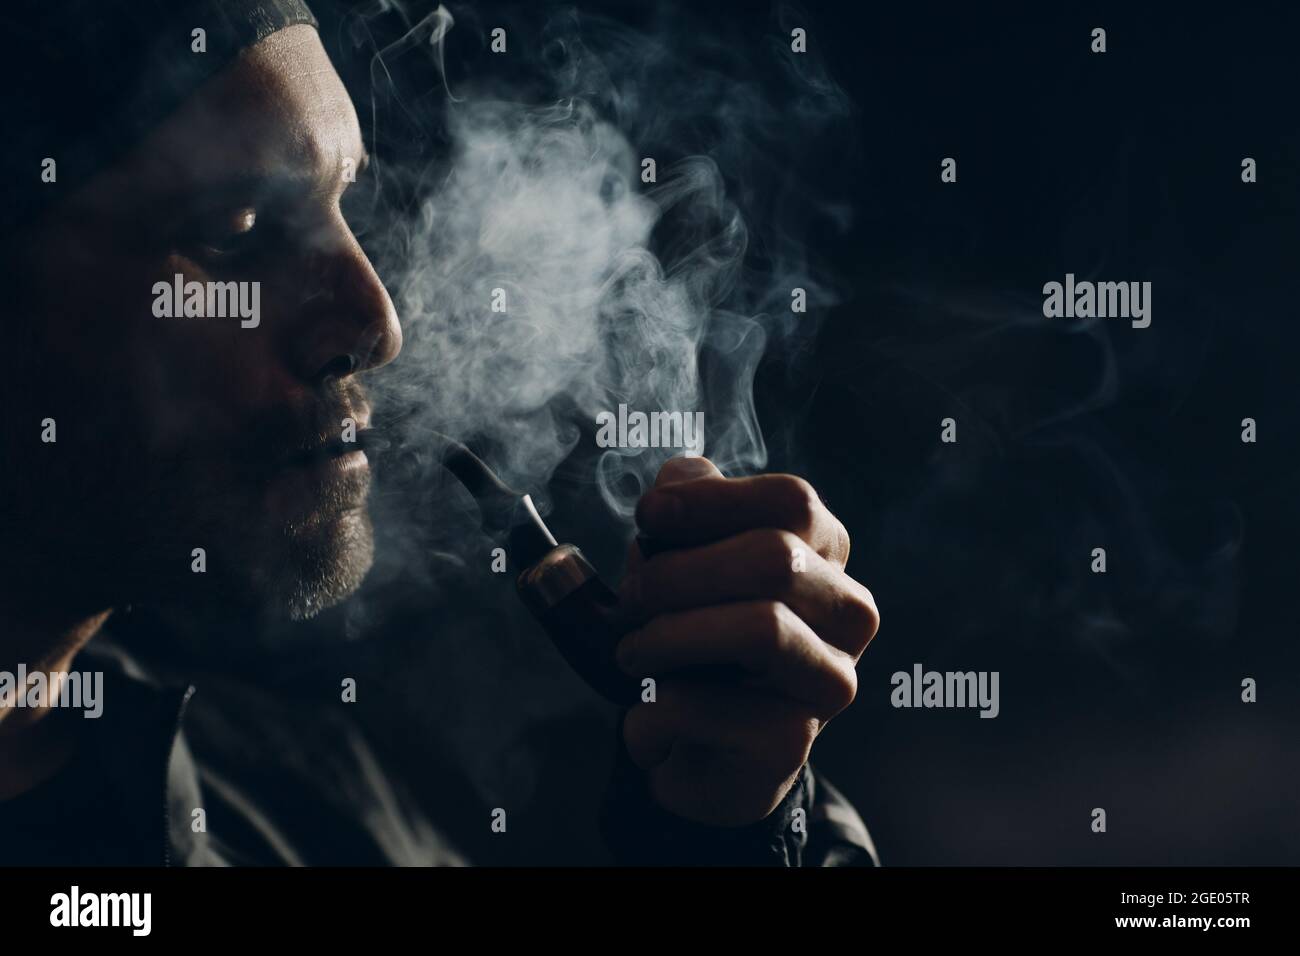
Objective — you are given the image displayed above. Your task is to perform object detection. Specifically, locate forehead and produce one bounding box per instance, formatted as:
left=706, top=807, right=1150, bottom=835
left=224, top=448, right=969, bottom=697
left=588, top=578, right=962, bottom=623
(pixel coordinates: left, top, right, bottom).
left=131, top=24, right=362, bottom=194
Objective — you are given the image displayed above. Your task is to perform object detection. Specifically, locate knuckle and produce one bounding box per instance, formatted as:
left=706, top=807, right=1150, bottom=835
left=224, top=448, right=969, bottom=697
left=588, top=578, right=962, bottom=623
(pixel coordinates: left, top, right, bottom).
left=755, top=528, right=803, bottom=592
left=659, top=455, right=716, bottom=483
left=837, top=585, right=881, bottom=652
left=863, top=587, right=882, bottom=639
left=751, top=600, right=793, bottom=659
left=775, top=474, right=821, bottom=531
left=830, top=515, right=852, bottom=566
left=824, top=660, right=858, bottom=714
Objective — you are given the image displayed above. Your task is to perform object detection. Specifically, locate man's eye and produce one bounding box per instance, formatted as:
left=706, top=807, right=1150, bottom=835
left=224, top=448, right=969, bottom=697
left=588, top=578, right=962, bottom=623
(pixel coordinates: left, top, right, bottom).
left=190, top=208, right=259, bottom=258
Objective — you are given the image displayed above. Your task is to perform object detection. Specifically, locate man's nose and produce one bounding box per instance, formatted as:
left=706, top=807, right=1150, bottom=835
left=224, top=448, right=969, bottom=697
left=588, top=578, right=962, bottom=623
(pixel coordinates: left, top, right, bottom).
left=287, top=215, right=403, bottom=387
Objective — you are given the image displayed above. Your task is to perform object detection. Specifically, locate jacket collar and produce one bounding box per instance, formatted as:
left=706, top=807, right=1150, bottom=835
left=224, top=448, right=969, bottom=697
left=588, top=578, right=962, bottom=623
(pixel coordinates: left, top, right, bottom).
left=76, top=639, right=198, bottom=865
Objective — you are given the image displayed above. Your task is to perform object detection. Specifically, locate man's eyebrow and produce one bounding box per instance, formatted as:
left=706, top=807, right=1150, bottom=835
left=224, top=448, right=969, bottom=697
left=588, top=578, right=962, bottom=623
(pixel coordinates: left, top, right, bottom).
left=167, top=151, right=370, bottom=211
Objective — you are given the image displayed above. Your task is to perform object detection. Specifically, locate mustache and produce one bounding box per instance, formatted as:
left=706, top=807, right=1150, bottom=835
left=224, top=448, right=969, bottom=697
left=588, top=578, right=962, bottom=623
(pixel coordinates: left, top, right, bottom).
left=231, top=378, right=374, bottom=469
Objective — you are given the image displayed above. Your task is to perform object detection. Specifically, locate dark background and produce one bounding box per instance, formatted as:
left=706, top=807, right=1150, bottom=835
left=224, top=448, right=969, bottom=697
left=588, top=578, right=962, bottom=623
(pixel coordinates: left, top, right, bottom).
left=166, top=2, right=1298, bottom=864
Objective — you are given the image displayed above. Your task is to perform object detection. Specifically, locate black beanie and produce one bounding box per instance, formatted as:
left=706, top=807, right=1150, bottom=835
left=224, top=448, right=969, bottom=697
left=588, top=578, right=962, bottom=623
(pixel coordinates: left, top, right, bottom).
left=1, top=0, right=319, bottom=235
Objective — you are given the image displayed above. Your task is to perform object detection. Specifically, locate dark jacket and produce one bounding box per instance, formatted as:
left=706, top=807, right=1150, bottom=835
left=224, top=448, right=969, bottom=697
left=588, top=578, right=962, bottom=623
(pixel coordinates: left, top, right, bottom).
left=0, top=638, right=878, bottom=867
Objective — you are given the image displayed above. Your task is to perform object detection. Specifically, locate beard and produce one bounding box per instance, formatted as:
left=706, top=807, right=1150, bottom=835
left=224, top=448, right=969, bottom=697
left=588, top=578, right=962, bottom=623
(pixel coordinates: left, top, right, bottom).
left=250, top=474, right=377, bottom=623
left=68, top=457, right=381, bottom=670
left=3, top=248, right=389, bottom=647
left=3, top=374, right=381, bottom=633
left=138, top=406, right=380, bottom=624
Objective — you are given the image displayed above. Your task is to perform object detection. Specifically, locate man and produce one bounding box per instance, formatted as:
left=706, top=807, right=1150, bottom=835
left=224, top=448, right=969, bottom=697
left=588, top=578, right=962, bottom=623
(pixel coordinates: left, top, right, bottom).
left=0, top=0, right=880, bottom=865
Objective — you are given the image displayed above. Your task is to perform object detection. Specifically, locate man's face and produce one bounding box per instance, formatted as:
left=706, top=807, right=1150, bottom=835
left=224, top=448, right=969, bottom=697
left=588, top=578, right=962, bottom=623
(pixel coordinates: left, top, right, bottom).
left=7, top=25, right=403, bottom=622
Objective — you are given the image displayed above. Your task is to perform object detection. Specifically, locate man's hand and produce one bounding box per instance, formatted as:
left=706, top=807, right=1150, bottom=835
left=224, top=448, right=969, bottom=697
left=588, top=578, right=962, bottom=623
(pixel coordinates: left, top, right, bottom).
left=614, top=456, right=880, bottom=827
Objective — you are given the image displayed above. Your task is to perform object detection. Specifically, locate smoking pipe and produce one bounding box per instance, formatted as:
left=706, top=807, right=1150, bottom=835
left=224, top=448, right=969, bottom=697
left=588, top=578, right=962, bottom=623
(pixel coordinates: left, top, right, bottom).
left=360, top=427, right=651, bottom=706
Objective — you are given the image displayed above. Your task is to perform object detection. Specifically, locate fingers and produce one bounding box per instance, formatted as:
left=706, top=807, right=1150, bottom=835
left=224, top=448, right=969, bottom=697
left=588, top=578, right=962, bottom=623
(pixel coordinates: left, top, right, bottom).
left=621, top=680, right=819, bottom=825
left=622, top=679, right=819, bottom=773
left=623, top=456, right=723, bottom=577
left=620, top=527, right=880, bottom=658
left=615, top=600, right=858, bottom=714
left=636, top=465, right=851, bottom=567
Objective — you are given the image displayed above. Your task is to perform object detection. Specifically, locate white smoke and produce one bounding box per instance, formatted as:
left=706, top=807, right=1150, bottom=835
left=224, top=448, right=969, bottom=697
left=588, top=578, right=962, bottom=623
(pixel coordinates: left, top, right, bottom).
left=380, top=99, right=751, bottom=515
left=353, top=1, right=850, bottom=530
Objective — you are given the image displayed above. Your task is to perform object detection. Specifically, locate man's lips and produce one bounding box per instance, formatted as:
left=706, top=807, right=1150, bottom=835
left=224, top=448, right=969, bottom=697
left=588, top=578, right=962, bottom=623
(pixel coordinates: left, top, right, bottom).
left=278, top=415, right=374, bottom=468
left=286, top=433, right=371, bottom=468
left=263, top=426, right=374, bottom=521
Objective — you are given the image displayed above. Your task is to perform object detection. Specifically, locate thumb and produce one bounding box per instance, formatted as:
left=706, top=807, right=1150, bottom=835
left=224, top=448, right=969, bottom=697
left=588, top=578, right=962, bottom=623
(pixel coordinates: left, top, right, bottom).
left=628, top=456, right=725, bottom=568
left=625, top=456, right=724, bottom=575
left=653, top=454, right=723, bottom=487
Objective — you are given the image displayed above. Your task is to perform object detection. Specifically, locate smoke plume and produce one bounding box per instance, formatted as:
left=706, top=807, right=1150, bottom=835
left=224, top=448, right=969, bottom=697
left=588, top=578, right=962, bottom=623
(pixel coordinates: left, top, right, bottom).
left=338, top=2, right=852, bottom=543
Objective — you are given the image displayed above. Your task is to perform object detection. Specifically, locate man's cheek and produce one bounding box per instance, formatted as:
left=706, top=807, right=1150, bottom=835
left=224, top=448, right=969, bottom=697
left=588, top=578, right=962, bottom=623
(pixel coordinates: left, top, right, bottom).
left=134, top=332, right=282, bottom=457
